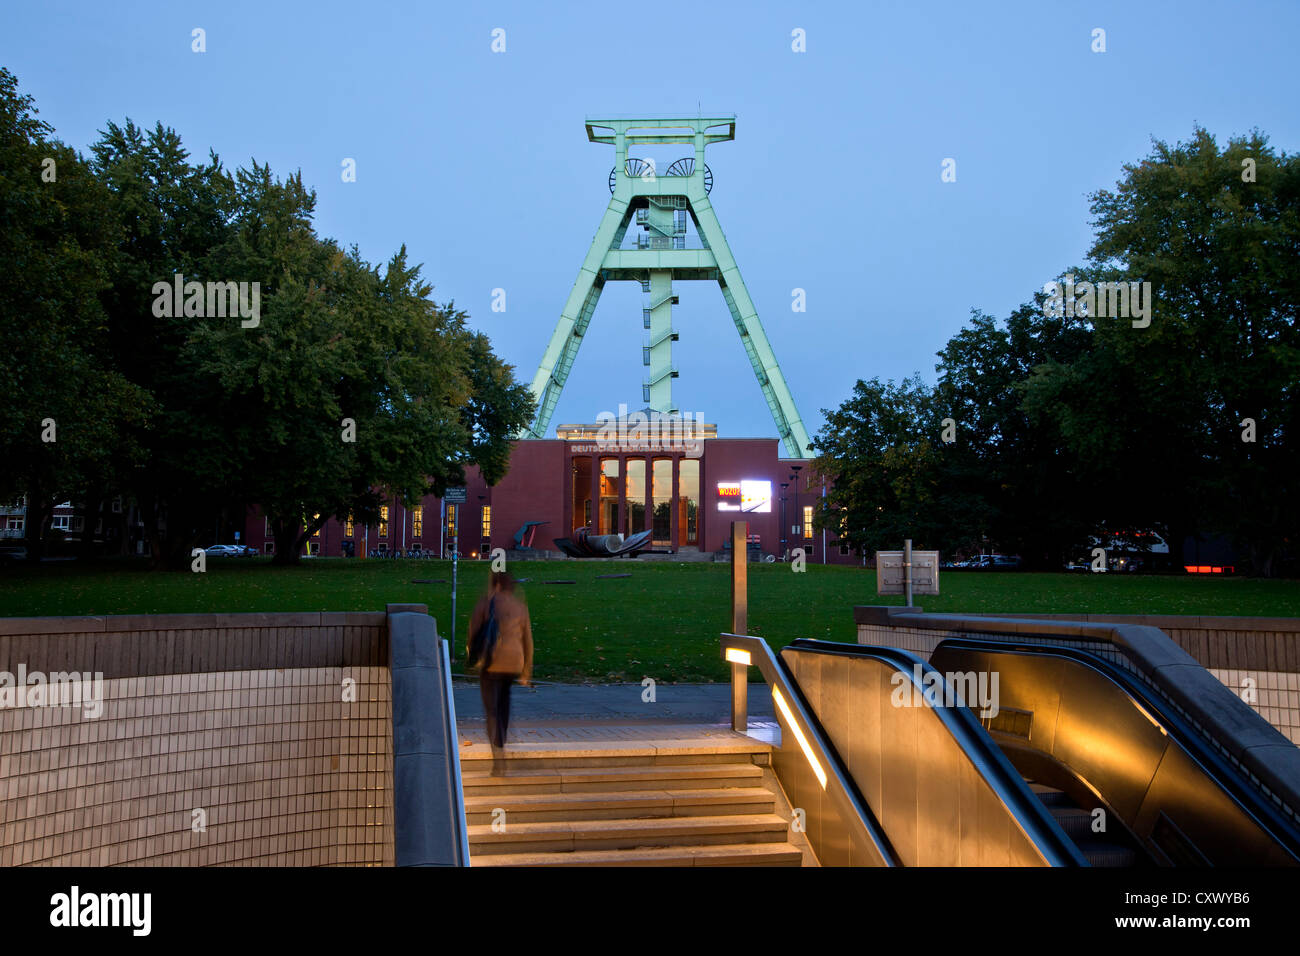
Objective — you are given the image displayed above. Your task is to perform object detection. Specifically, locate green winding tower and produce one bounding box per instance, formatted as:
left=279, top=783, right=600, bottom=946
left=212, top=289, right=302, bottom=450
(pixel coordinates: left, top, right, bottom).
left=523, top=116, right=813, bottom=458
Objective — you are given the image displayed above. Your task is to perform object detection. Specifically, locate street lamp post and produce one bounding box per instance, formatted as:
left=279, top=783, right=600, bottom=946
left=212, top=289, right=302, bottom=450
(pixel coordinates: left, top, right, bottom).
left=790, top=465, right=803, bottom=554
left=779, top=482, right=789, bottom=560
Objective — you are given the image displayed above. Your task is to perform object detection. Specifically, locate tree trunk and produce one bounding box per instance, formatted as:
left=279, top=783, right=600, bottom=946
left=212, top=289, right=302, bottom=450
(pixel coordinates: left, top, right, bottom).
left=1249, top=542, right=1276, bottom=579
left=80, top=490, right=103, bottom=561
left=141, top=494, right=166, bottom=570
left=24, top=485, right=51, bottom=563
left=272, top=518, right=302, bottom=566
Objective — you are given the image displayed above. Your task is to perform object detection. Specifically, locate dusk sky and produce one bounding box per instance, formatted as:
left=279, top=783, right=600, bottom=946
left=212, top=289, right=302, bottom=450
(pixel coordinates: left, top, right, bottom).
left=6, top=0, right=1298, bottom=441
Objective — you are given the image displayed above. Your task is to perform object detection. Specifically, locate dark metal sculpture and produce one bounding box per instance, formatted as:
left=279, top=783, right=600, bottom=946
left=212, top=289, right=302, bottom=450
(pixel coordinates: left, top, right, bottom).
left=553, top=528, right=653, bottom=558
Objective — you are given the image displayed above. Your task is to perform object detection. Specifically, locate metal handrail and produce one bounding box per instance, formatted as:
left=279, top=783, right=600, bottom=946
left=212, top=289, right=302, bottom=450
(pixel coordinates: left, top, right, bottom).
left=440, top=637, right=472, bottom=866
left=720, top=633, right=900, bottom=866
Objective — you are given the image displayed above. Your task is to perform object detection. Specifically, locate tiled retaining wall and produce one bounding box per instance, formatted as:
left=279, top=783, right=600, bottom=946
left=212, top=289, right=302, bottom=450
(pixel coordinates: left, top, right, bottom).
left=0, top=612, right=394, bottom=866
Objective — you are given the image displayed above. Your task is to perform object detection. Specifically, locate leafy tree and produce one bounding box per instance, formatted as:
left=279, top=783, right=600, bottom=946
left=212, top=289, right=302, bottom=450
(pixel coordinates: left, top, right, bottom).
left=1066, top=128, right=1298, bottom=574
left=196, top=162, right=533, bottom=563
left=90, top=118, right=238, bottom=568
left=0, top=69, right=150, bottom=560
left=458, top=326, right=537, bottom=485
left=810, top=376, right=952, bottom=556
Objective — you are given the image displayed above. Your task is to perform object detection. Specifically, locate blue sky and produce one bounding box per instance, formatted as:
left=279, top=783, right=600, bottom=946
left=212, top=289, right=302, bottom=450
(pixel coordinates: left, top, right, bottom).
left=6, top=0, right=1298, bottom=440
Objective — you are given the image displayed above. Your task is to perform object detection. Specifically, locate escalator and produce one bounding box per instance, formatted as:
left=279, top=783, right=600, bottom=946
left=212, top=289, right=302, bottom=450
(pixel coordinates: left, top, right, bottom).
left=765, top=637, right=1300, bottom=866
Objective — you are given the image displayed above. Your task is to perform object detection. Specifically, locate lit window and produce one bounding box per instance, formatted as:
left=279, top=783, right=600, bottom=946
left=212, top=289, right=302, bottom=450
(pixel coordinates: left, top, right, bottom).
left=311, top=513, right=320, bottom=538
left=481, top=505, right=491, bottom=540
left=412, top=509, right=423, bottom=539
left=803, top=505, right=813, bottom=539
left=445, top=503, right=457, bottom=536
left=379, top=505, right=389, bottom=539
left=344, top=516, right=354, bottom=538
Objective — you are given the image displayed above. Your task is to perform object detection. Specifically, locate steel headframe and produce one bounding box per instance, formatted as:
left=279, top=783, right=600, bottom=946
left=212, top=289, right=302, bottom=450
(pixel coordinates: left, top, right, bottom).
left=523, top=116, right=812, bottom=458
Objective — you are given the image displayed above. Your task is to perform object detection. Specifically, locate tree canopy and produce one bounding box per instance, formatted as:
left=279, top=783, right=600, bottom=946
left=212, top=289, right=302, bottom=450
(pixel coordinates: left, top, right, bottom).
left=813, top=127, right=1299, bottom=576
left=0, top=68, right=534, bottom=568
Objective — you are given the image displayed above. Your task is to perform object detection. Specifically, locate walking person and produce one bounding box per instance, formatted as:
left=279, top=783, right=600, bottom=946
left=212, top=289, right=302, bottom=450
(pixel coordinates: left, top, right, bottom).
left=466, top=570, right=533, bottom=775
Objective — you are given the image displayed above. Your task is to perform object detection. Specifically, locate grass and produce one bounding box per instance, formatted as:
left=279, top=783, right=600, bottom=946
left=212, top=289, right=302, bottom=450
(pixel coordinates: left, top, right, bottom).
left=2, top=557, right=1298, bottom=682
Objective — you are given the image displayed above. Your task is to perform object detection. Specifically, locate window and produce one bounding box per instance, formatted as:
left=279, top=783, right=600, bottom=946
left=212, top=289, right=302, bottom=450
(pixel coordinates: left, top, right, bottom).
left=70, top=516, right=84, bottom=532
left=445, top=503, right=457, bottom=537
left=571, top=457, right=592, bottom=532
left=265, top=516, right=272, bottom=536
left=344, top=515, right=354, bottom=538
left=625, top=459, right=646, bottom=536
left=804, top=505, right=814, bottom=540
left=264, top=541, right=275, bottom=554
left=6, top=516, right=24, bottom=532
left=598, top=459, right=619, bottom=535
left=652, top=457, right=673, bottom=546
left=412, top=509, right=423, bottom=539
left=481, top=505, right=492, bottom=541
left=678, top=459, right=699, bottom=545
left=52, top=515, right=70, bottom=530
left=379, top=505, right=389, bottom=539
left=310, top=513, right=320, bottom=538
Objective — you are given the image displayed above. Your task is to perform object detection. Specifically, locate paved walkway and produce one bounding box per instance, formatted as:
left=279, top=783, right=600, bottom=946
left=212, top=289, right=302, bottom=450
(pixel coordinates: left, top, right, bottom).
left=452, top=680, right=773, bottom=723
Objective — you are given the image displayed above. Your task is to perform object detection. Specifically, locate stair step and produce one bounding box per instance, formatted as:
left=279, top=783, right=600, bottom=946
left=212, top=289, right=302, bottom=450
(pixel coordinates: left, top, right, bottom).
left=462, top=762, right=765, bottom=796
left=472, top=841, right=803, bottom=867
left=456, top=734, right=771, bottom=773
left=459, top=747, right=767, bottom=772
left=465, top=787, right=776, bottom=823
left=468, top=813, right=790, bottom=854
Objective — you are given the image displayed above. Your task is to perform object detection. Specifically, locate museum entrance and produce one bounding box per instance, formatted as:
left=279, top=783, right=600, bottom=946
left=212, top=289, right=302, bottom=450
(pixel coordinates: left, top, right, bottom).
left=568, top=451, right=700, bottom=551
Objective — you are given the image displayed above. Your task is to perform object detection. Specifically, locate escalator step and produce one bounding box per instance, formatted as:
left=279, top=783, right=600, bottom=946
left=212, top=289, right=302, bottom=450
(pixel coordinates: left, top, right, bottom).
left=1027, top=782, right=1073, bottom=809
left=1047, top=807, right=1096, bottom=842
left=1081, top=843, right=1139, bottom=867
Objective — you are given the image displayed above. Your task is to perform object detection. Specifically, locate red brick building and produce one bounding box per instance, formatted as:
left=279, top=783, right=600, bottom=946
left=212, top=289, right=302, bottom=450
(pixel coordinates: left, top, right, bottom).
left=241, top=425, right=859, bottom=564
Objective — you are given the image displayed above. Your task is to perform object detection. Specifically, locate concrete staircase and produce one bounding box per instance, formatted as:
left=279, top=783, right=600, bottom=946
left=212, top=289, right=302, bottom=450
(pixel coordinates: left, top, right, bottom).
left=459, top=728, right=804, bottom=866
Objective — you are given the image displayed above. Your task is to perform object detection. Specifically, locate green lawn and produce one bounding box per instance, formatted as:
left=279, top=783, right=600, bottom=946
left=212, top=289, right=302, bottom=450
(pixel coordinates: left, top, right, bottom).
left=2, top=558, right=1298, bottom=682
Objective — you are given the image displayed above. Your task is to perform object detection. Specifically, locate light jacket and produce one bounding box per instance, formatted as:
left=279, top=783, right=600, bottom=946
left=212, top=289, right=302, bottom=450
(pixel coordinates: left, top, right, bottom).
left=467, top=588, right=533, bottom=679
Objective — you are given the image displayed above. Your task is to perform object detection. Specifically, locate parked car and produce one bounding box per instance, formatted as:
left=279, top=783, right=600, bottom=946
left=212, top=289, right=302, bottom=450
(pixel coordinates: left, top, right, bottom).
left=973, top=554, right=1022, bottom=570
left=205, top=544, right=256, bottom=556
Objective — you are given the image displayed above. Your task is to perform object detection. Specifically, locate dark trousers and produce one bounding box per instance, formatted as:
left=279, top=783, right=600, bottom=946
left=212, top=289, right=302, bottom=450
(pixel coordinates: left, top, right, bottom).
left=479, top=674, right=517, bottom=749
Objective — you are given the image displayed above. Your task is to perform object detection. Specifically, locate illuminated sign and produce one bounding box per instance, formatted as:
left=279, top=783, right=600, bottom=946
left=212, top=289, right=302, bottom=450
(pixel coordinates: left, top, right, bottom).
left=717, top=480, right=772, bottom=513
